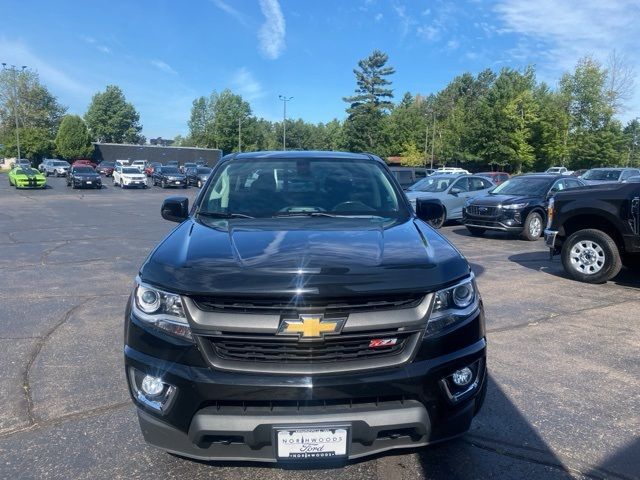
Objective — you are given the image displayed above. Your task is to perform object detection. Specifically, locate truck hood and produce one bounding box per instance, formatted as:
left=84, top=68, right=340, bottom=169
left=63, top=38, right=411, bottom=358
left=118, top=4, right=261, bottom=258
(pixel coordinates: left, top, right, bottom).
left=140, top=217, right=469, bottom=297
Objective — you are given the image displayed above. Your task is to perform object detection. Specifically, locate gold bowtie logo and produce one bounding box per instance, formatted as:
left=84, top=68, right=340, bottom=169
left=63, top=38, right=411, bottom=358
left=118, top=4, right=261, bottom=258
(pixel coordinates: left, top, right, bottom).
left=277, top=315, right=344, bottom=339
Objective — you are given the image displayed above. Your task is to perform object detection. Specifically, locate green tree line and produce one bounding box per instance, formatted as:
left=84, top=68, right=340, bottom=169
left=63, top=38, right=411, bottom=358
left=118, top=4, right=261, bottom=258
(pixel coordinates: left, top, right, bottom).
left=183, top=51, right=639, bottom=172
left=0, top=68, right=143, bottom=164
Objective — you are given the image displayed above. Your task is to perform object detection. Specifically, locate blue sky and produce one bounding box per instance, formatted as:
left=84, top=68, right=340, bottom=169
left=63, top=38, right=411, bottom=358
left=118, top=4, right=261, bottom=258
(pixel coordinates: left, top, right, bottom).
left=2, top=0, right=639, bottom=139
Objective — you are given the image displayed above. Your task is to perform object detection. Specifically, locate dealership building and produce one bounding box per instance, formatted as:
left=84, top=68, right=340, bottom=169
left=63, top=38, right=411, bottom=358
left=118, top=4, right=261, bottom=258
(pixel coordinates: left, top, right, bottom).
left=93, top=143, right=223, bottom=167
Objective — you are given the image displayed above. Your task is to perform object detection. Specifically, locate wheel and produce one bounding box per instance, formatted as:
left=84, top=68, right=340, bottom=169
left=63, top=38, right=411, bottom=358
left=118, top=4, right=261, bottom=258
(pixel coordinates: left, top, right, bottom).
left=428, top=208, right=446, bottom=229
left=521, top=211, right=543, bottom=241
left=45, top=171, right=49, bottom=177
left=561, top=229, right=622, bottom=283
left=161, top=179, right=167, bottom=188
left=466, top=226, right=486, bottom=236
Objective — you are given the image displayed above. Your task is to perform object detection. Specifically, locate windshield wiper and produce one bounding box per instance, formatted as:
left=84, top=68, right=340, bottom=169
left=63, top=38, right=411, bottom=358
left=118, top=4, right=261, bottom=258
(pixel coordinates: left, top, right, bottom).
left=273, top=212, right=385, bottom=219
left=197, top=211, right=254, bottom=219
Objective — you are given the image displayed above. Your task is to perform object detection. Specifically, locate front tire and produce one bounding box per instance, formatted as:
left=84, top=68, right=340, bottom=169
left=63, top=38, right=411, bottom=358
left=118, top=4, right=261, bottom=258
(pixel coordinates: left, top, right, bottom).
left=428, top=208, right=446, bottom=229
left=521, top=211, right=543, bottom=241
left=561, top=229, right=622, bottom=284
left=161, top=179, right=167, bottom=188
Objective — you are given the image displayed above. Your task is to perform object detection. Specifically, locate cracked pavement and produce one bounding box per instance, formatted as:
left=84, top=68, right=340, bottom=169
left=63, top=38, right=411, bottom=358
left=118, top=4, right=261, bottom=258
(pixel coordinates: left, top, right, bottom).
left=0, top=174, right=638, bottom=479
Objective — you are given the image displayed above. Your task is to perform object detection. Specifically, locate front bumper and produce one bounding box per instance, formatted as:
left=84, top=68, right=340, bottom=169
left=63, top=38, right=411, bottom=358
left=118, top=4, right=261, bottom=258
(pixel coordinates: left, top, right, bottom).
left=123, top=179, right=147, bottom=187
left=15, top=179, right=46, bottom=188
left=124, top=307, right=487, bottom=462
left=544, top=229, right=558, bottom=249
left=73, top=181, right=101, bottom=188
left=463, top=216, right=523, bottom=232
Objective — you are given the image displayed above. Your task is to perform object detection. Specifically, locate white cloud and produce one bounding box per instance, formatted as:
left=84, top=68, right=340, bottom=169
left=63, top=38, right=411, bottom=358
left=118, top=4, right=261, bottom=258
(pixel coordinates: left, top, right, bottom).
left=150, top=59, right=177, bottom=75
left=392, top=3, right=415, bottom=38
left=0, top=38, right=92, bottom=98
left=231, top=67, right=265, bottom=101
left=258, top=0, right=286, bottom=60
left=374, top=13, right=383, bottom=22
left=446, top=39, right=460, bottom=50
left=210, top=0, right=248, bottom=26
left=495, top=0, right=640, bottom=70
left=97, top=45, right=111, bottom=54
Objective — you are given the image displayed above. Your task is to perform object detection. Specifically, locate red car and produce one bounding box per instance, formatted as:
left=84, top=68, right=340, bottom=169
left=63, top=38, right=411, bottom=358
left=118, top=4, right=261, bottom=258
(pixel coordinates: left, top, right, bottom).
left=72, top=159, right=98, bottom=169
left=476, top=171, right=510, bottom=185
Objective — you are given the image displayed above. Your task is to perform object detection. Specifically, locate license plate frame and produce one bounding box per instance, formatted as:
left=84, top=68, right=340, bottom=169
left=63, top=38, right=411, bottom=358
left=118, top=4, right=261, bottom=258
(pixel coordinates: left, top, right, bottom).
left=274, top=424, right=350, bottom=461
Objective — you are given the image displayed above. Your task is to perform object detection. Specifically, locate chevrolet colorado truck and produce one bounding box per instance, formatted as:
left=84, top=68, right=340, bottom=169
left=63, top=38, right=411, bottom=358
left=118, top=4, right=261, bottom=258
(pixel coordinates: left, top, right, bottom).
left=545, top=182, right=640, bottom=283
left=124, top=151, right=487, bottom=463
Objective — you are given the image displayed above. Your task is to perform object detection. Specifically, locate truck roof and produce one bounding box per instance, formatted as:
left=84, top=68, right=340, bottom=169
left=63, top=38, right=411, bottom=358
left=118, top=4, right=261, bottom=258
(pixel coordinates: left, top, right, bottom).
left=224, top=150, right=383, bottom=163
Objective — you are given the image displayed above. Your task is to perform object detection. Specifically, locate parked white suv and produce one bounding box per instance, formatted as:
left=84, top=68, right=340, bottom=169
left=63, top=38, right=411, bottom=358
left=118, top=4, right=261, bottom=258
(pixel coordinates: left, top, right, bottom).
left=113, top=166, right=148, bottom=189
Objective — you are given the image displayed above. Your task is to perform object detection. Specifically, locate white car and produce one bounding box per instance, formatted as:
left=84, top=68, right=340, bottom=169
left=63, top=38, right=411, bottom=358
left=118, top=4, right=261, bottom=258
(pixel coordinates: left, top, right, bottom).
left=113, top=166, right=148, bottom=189
left=545, top=166, right=573, bottom=175
left=131, top=160, right=148, bottom=172
left=436, top=167, right=470, bottom=175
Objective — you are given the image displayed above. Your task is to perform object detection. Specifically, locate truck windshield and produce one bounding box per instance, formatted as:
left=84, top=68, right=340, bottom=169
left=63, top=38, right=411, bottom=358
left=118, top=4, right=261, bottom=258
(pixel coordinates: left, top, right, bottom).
left=582, top=169, right=622, bottom=181
left=199, top=158, right=406, bottom=218
left=491, top=177, right=551, bottom=196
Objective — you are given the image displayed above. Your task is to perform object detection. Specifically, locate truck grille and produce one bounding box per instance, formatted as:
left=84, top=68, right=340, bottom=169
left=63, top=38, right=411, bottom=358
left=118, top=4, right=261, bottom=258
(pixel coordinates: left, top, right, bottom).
left=466, top=205, right=499, bottom=217
left=191, top=294, right=424, bottom=315
left=202, top=331, right=415, bottom=364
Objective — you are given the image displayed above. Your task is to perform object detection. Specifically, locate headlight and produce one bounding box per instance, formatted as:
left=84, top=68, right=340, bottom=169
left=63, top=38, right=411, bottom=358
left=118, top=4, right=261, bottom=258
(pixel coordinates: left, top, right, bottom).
left=501, top=203, right=527, bottom=210
left=546, top=197, right=554, bottom=229
left=427, top=274, right=479, bottom=335
left=132, top=279, right=192, bottom=341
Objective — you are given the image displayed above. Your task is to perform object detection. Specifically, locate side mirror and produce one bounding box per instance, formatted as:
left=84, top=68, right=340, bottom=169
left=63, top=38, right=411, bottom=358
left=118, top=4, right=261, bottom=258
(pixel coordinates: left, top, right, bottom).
left=415, top=198, right=445, bottom=222
left=449, top=187, right=462, bottom=195
left=161, top=197, right=189, bottom=223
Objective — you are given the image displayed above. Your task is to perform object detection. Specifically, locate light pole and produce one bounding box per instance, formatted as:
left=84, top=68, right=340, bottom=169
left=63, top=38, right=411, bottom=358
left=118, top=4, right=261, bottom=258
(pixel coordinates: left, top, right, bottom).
left=2, top=64, right=27, bottom=161
left=278, top=95, right=293, bottom=150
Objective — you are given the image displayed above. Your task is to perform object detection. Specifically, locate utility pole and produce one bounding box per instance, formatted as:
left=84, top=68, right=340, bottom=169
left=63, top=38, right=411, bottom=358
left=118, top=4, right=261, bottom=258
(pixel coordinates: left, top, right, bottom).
left=424, top=114, right=429, bottom=168
left=430, top=110, right=436, bottom=169
left=2, top=64, right=27, bottom=161
left=278, top=95, right=293, bottom=150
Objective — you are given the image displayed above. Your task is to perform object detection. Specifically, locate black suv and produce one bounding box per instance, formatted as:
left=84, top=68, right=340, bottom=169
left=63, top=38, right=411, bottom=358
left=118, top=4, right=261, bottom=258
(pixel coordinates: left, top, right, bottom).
left=67, top=165, right=102, bottom=189
left=545, top=182, right=640, bottom=283
left=124, top=151, right=486, bottom=463
left=152, top=166, right=187, bottom=188
left=463, top=174, right=585, bottom=240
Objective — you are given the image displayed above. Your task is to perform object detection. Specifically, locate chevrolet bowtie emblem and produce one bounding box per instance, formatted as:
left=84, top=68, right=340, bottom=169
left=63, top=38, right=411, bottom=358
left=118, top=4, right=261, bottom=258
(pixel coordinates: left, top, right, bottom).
left=277, top=315, right=345, bottom=339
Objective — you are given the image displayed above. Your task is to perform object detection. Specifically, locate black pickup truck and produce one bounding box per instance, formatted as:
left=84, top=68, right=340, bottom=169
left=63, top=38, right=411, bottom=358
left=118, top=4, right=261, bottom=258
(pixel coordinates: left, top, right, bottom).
left=544, top=183, right=640, bottom=283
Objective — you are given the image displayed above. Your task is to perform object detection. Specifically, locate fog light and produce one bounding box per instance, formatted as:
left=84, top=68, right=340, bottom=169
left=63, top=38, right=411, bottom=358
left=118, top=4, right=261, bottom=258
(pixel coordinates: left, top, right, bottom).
left=452, top=367, right=473, bottom=386
left=141, top=375, right=164, bottom=396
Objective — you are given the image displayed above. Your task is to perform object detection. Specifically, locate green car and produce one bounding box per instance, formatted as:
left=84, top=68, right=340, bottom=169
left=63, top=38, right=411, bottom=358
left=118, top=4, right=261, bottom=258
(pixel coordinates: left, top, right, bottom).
left=8, top=167, right=47, bottom=189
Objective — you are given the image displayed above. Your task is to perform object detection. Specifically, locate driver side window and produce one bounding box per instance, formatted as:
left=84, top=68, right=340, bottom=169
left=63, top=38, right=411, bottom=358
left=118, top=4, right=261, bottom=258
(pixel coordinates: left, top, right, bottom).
left=452, top=177, right=469, bottom=192
left=549, top=180, right=565, bottom=194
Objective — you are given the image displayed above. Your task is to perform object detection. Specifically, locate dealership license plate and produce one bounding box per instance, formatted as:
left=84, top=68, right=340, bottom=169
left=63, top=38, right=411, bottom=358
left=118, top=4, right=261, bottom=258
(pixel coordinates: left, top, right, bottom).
left=86, top=181, right=92, bottom=184
left=276, top=427, right=348, bottom=460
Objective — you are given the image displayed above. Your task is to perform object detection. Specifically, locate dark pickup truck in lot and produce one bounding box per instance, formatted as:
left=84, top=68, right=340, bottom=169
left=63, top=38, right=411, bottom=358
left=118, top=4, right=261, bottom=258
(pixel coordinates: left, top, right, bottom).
left=124, top=151, right=487, bottom=464
left=545, top=183, right=640, bottom=283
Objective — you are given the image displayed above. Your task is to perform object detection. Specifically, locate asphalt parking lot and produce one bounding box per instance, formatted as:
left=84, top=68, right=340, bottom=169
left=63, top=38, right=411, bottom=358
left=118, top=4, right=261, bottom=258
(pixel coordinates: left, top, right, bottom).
left=0, top=174, right=638, bottom=480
